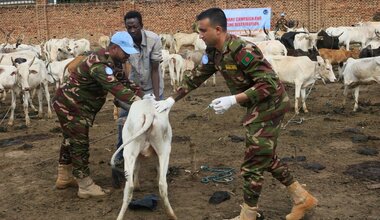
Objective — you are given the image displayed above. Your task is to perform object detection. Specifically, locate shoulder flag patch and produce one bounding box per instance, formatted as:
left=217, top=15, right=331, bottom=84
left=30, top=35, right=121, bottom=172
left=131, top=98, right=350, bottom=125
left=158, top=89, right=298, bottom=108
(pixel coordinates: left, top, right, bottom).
left=241, top=52, right=254, bottom=67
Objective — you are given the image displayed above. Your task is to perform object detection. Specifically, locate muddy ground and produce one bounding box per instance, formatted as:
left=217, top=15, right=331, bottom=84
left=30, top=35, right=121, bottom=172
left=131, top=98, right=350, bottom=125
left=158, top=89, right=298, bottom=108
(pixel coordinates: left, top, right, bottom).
left=0, top=74, right=379, bottom=220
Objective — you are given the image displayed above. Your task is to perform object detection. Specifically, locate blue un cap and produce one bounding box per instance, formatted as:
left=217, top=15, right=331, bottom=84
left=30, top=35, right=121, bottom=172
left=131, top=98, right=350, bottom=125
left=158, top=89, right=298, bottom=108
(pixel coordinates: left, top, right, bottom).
left=111, top=31, right=138, bottom=55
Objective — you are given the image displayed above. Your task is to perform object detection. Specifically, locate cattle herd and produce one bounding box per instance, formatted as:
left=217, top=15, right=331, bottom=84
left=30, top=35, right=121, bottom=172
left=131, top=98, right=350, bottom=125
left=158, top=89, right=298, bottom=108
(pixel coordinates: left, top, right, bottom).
left=160, top=21, right=380, bottom=114
left=0, top=21, right=379, bottom=126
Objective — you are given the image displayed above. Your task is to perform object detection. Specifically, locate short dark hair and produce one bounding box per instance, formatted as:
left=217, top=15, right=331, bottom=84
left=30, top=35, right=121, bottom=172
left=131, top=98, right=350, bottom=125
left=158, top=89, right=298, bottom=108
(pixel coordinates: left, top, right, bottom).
left=124, top=10, right=143, bottom=27
left=196, top=8, right=227, bottom=31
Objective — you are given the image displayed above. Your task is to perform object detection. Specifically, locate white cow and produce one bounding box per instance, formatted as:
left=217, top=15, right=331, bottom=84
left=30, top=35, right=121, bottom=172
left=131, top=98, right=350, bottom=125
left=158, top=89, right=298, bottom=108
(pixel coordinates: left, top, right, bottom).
left=239, top=29, right=268, bottom=42
left=0, top=50, right=39, bottom=62
left=341, top=57, right=380, bottom=111
left=182, top=49, right=216, bottom=86
left=43, top=38, right=73, bottom=62
left=255, top=40, right=288, bottom=56
left=68, top=39, right=91, bottom=57
left=167, top=53, right=197, bottom=91
left=266, top=56, right=336, bottom=114
left=0, top=61, right=33, bottom=126
left=160, top=49, right=171, bottom=78
left=293, top=32, right=320, bottom=52
left=111, top=98, right=177, bottom=220
left=172, top=32, right=199, bottom=53
left=25, top=57, right=53, bottom=121
left=160, top=34, right=175, bottom=52
left=328, top=26, right=379, bottom=50
left=46, top=58, right=75, bottom=89
left=193, top=38, right=206, bottom=51
left=11, top=57, right=53, bottom=124
left=98, top=35, right=110, bottom=49
left=0, top=43, right=42, bottom=57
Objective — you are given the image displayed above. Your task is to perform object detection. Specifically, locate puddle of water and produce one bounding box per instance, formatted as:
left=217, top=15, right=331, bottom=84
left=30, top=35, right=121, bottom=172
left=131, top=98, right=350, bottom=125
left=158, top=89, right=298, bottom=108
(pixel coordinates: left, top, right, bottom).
left=0, top=133, right=53, bottom=148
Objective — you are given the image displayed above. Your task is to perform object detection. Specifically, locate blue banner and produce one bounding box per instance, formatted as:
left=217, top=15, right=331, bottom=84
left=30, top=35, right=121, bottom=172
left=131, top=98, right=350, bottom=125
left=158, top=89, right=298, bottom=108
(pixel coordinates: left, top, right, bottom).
left=223, top=8, right=272, bottom=35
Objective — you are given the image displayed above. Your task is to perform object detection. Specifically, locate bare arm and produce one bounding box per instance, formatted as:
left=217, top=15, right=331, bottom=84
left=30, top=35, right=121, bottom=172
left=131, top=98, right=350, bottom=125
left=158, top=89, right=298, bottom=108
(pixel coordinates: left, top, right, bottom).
left=151, top=61, right=160, bottom=100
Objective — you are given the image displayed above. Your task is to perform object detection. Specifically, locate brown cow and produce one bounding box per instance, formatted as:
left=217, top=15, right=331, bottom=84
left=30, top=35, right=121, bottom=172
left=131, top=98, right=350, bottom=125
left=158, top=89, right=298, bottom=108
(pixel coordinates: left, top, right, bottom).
left=319, top=48, right=360, bottom=65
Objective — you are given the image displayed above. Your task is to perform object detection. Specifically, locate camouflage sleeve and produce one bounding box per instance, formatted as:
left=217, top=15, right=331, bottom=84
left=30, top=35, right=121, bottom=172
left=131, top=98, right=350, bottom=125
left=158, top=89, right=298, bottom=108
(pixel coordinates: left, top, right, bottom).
left=174, top=61, right=217, bottom=101
left=234, top=44, right=279, bottom=104
left=89, top=63, right=139, bottom=103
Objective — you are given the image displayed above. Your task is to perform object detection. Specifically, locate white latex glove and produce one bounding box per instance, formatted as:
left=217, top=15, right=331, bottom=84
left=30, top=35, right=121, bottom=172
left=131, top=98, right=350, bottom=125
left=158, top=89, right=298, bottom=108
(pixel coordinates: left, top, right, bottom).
left=154, top=97, right=175, bottom=113
left=143, top=93, right=156, bottom=100
left=210, top=95, right=237, bottom=114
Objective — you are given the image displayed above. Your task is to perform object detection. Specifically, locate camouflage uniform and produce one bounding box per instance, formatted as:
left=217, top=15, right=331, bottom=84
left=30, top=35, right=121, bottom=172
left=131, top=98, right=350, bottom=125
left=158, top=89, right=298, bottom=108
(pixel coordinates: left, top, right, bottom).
left=53, top=48, right=141, bottom=179
left=276, top=17, right=288, bottom=31
left=176, top=34, right=294, bottom=206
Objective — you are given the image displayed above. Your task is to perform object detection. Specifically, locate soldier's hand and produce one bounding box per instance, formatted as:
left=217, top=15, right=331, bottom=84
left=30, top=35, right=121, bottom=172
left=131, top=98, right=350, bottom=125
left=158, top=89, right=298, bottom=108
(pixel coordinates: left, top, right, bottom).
left=210, top=95, right=237, bottom=114
left=154, top=97, right=175, bottom=113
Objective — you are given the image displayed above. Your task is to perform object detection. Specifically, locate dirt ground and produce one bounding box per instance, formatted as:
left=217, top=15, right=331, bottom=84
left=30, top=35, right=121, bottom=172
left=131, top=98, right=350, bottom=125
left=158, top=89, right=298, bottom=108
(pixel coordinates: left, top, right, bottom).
left=0, top=74, right=379, bottom=220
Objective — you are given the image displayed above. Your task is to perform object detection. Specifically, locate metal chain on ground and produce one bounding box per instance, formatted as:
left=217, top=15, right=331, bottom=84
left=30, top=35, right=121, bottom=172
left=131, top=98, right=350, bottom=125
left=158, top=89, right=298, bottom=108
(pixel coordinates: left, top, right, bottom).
left=200, top=165, right=235, bottom=183
left=282, top=81, right=316, bottom=129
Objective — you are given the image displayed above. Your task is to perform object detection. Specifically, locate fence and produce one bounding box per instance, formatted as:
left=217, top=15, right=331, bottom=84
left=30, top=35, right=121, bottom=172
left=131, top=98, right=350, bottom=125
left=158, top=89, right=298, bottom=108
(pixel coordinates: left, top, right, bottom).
left=0, top=0, right=35, bottom=5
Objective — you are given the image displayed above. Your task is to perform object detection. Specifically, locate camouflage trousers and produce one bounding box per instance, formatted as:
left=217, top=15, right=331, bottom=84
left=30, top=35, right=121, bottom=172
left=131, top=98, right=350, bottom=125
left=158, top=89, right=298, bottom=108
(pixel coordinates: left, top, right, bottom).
left=241, top=115, right=294, bottom=207
left=53, top=101, right=91, bottom=179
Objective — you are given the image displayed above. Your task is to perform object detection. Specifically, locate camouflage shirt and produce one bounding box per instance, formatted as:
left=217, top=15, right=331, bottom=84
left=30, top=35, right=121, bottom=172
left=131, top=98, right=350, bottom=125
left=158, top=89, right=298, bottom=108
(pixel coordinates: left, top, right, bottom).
left=176, top=34, right=290, bottom=124
left=54, top=49, right=139, bottom=126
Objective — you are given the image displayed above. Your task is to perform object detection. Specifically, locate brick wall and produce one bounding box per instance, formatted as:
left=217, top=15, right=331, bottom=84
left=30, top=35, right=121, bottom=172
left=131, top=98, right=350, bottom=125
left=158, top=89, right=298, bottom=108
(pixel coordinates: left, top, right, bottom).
left=0, top=0, right=379, bottom=45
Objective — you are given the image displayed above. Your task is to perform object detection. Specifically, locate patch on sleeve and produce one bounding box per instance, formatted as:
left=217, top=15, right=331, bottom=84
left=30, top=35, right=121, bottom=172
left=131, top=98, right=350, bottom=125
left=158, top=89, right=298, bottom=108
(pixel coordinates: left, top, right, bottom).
left=201, top=54, right=209, bottom=64
left=105, top=66, right=113, bottom=75
left=241, top=52, right=254, bottom=67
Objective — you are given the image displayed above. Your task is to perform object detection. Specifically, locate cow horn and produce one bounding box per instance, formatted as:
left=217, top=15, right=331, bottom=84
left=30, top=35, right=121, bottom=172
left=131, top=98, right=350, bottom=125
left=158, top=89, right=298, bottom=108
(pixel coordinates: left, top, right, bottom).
left=263, top=26, right=269, bottom=35
left=244, top=29, right=248, bottom=35
left=284, top=24, right=290, bottom=30
left=29, top=56, right=36, bottom=67
left=11, top=57, right=16, bottom=66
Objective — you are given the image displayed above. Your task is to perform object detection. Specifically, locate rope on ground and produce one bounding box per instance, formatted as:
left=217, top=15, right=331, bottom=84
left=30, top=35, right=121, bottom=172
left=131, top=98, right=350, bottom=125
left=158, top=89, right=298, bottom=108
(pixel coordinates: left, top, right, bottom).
left=200, top=165, right=235, bottom=184
left=282, top=81, right=316, bottom=130
left=0, top=106, right=12, bottom=126
left=89, top=130, right=117, bottom=144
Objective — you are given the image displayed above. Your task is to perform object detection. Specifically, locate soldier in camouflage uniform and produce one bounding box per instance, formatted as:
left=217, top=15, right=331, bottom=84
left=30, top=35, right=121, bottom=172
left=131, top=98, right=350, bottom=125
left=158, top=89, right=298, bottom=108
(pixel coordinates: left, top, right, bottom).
left=276, top=12, right=288, bottom=31
left=155, top=8, right=317, bottom=220
left=53, top=31, right=143, bottom=199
